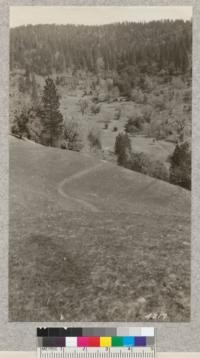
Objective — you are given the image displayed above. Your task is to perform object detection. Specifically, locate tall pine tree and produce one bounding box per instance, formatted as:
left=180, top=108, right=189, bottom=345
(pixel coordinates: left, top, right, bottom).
left=40, top=78, right=63, bottom=147
left=31, top=73, right=38, bottom=107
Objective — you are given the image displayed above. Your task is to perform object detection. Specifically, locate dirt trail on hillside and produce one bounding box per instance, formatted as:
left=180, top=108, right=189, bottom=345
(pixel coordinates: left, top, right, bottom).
left=57, top=162, right=105, bottom=212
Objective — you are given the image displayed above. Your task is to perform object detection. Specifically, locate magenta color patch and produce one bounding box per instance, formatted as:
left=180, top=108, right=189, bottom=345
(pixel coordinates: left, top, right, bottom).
left=77, top=337, right=89, bottom=347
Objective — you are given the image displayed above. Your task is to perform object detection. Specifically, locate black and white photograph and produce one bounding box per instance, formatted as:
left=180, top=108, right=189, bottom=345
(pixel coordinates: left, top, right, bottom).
left=9, top=6, right=192, bottom=322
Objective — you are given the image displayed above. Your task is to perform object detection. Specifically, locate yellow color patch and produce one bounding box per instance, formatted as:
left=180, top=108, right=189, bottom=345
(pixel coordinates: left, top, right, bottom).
left=100, top=337, right=112, bottom=347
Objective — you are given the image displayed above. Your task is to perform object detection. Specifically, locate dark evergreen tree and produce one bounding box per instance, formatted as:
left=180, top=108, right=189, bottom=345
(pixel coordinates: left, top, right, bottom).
left=40, top=78, right=63, bottom=146
left=31, top=73, right=38, bottom=107
left=169, top=141, right=191, bottom=190
left=11, top=109, right=29, bottom=139
left=115, top=132, right=132, bottom=167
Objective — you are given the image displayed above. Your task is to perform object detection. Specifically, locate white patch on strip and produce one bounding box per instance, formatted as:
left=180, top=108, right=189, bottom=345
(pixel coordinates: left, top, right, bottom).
left=141, top=327, right=155, bottom=337
left=65, top=337, right=77, bottom=347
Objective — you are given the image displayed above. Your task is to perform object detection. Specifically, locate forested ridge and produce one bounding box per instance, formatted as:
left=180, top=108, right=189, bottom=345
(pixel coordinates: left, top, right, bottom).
left=10, top=20, right=192, bottom=75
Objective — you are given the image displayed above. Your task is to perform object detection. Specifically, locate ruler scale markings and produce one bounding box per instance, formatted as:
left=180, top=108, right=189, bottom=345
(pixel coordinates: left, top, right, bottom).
left=39, top=348, right=156, bottom=358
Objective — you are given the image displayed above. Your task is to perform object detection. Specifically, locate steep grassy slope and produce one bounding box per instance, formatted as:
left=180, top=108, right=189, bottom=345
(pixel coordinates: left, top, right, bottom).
left=9, top=137, right=190, bottom=321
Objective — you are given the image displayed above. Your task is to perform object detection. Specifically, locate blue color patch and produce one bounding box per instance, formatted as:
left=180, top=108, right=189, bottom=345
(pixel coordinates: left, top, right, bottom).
left=134, top=336, right=146, bottom=347
left=123, top=337, right=135, bottom=346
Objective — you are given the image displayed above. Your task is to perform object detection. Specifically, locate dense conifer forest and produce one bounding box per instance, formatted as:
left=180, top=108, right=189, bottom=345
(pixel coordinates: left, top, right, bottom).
left=10, top=20, right=192, bottom=76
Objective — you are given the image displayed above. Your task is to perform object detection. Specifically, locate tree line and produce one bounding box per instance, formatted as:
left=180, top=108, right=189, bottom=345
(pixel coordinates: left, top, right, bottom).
left=114, top=132, right=191, bottom=190
left=10, top=20, right=192, bottom=76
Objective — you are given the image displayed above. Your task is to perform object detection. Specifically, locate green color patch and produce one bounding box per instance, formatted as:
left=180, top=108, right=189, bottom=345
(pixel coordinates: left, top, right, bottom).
left=111, top=337, right=123, bottom=347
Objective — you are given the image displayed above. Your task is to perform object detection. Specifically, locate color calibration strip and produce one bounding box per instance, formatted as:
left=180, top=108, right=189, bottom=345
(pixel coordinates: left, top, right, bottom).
left=37, top=327, right=155, bottom=348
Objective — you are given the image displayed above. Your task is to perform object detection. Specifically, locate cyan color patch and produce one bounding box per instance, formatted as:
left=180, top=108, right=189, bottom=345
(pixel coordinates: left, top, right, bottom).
left=123, top=337, right=135, bottom=346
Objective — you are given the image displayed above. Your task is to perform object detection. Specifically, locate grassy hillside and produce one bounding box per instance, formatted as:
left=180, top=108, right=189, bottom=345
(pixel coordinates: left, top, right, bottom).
left=9, top=137, right=190, bottom=321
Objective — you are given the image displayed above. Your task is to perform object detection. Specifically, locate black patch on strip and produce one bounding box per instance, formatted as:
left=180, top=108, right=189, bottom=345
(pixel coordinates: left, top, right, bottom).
left=42, top=337, right=65, bottom=347
left=37, top=327, right=83, bottom=337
